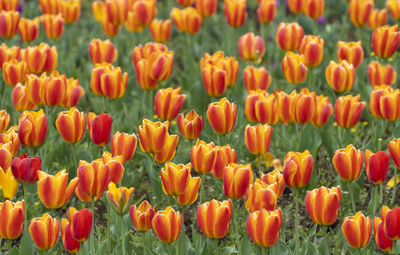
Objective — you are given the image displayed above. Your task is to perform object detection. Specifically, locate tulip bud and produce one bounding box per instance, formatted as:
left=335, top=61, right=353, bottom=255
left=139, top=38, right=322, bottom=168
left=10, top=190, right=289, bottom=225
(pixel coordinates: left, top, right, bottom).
left=152, top=206, right=182, bottom=243
left=246, top=208, right=282, bottom=247
left=111, top=131, right=137, bottom=163
left=298, top=35, right=324, bottom=67
left=325, top=60, right=356, bottom=92
left=244, top=124, right=272, bottom=156
left=336, top=41, right=363, bottom=68
left=365, top=150, right=389, bottom=184
left=371, top=25, right=400, bottom=58
left=138, top=119, right=169, bottom=154
left=238, top=32, right=265, bottom=63
left=170, top=7, right=202, bottom=34
left=281, top=51, right=307, bottom=84
left=334, top=95, right=365, bottom=129
left=283, top=150, right=313, bottom=188
left=149, top=19, right=171, bottom=43
left=206, top=97, right=237, bottom=134
left=18, top=17, right=40, bottom=42
left=129, top=200, right=156, bottom=232
left=154, top=87, right=186, bottom=121
left=88, top=112, right=112, bottom=147
left=223, top=163, right=253, bottom=200
left=177, top=110, right=204, bottom=140
left=276, top=22, right=304, bottom=51
left=341, top=212, right=372, bottom=248
left=0, top=11, right=19, bottom=39
left=88, top=38, right=117, bottom=65
left=305, top=186, right=341, bottom=225
left=197, top=199, right=232, bottom=238
left=106, top=182, right=134, bottom=215
left=348, top=0, right=373, bottom=27
left=224, top=0, right=247, bottom=28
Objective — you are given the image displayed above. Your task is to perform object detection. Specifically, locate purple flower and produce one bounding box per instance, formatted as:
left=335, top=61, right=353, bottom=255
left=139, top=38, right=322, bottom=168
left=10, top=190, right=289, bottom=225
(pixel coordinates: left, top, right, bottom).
left=317, top=16, right=325, bottom=25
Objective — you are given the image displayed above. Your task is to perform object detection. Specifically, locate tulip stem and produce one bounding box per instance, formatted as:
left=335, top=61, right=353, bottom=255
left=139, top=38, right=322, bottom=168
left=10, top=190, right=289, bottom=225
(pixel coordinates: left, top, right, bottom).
left=373, top=185, right=378, bottom=217
left=200, top=174, right=205, bottom=203
left=103, top=96, right=107, bottom=113
left=349, top=181, right=356, bottom=212
left=107, top=201, right=111, bottom=254
left=143, top=231, right=147, bottom=255
left=262, top=247, right=269, bottom=255
left=391, top=167, right=398, bottom=206
left=90, top=199, right=95, bottom=255
left=380, top=183, right=383, bottom=205
left=295, top=188, right=299, bottom=255
left=121, top=216, right=126, bottom=255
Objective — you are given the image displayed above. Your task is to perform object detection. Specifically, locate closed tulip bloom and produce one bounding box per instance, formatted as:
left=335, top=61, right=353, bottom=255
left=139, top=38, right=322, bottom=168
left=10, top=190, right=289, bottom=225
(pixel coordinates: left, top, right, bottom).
left=0, top=0, right=18, bottom=11
left=149, top=19, right=171, bottom=43
left=2, top=59, right=27, bottom=87
left=177, top=177, right=201, bottom=205
left=197, top=199, right=232, bottom=239
left=337, top=41, right=364, bottom=68
left=39, top=0, right=58, bottom=14
left=0, top=200, right=24, bottom=239
left=212, top=144, right=237, bottom=179
left=190, top=139, right=216, bottom=174
left=368, top=9, right=387, bottom=29
left=245, top=91, right=279, bottom=124
left=246, top=208, right=282, bottom=248
left=283, top=150, right=313, bottom=188
left=245, top=179, right=278, bottom=212
left=154, top=87, right=186, bottom=121
left=138, top=119, right=169, bottom=154
left=305, top=186, right=341, bottom=225
left=75, top=160, right=110, bottom=202
left=29, top=213, right=59, bottom=250
left=90, top=64, right=128, bottom=99
left=131, top=42, right=169, bottom=68
left=238, top=32, right=265, bottom=62
left=312, top=95, right=332, bottom=126
left=218, top=57, right=239, bottom=87
left=170, top=7, right=202, bottom=34
left=111, top=131, right=137, bottom=162
left=387, top=0, right=400, bottom=20
left=134, top=59, right=158, bottom=90
left=140, top=51, right=174, bottom=82
left=129, top=200, right=156, bottom=231
left=0, top=143, right=11, bottom=171
left=154, top=135, right=179, bottom=163
left=223, top=163, right=253, bottom=200
left=18, top=109, right=48, bottom=147
left=0, top=110, right=9, bottom=133
left=0, top=167, right=18, bottom=200
left=325, top=60, right=356, bottom=92
left=369, top=86, right=400, bottom=121
left=105, top=0, right=127, bottom=25
left=303, top=0, right=324, bottom=19
left=20, top=43, right=57, bottom=74
left=58, top=0, right=81, bottom=24
left=332, top=144, right=363, bottom=181
left=0, top=128, right=19, bottom=156
left=11, top=154, right=41, bottom=184
left=195, top=0, right=218, bottom=17
left=380, top=206, right=400, bottom=240
left=39, top=71, right=67, bottom=107
left=257, top=0, right=276, bottom=24
left=365, top=150, right=389, bottom=184
left=224, top=0, right=247, bottom=28
left=259, top=169, right=285, bottom=198
left=281, top=51, right=308, bottom=84
left=124, top=12, right=144, bottom=33
left=368, top=61, right=396, bottom=87
left=88, top=39, right=117, bottom=65
left=92, top=0, right=106, bottom=21
left=298, top=35, right=324, bottom=67
left=55, top=107, right=86, bottom=144
left=106, top=182, right=134, bottom=215
left=207, top=98, right=237, bottom=134
left=60, top=218, right=80, bottom=253
left=61, top=77, right=84, bottom=108
left=245, top=124, right=272, bottom=156
left=342, top=212, right=372, bottom=248
left=161, top=162, right=191, bottom=196
left=88, top=112, right=112, bottom=147
left=277, top=90, right=297, bottom=124
left=152, top=206, right=182, bottom=243
left=99, top=151, right=124, bottom=184
left=348, top=0, right=373, bottom=27
left=41, top=14, right=64, bottom=39
left=18, top=17, right=39, bottom=42
left=177, top=110, right=204, bottom=140
left=0, top=43, right=19, bottom=69
left=374, top=216, right=393, bottom=252
left=101, top=20, right=121, bottom=37
left=276, top=22, right=304, bottom=51
left=130, top=0, right=157, bottom=27
left=202, top=64, right=227, bottom=97
left=293, top=88, right=317, bottom=124
left=287, top=0, right=303, bottom=13
left=0, top=11, right=19, bottom=38
left=371, top=25, right=400, bottom=58
left=334, top=95, right=365, bottom=129
left=66, top=207, right=92, bottom=242
left=243, top=66, right=271, bottom=92
left=177, top=0, right=194, bottom=6
left=389, top=138, right=400, bottom=169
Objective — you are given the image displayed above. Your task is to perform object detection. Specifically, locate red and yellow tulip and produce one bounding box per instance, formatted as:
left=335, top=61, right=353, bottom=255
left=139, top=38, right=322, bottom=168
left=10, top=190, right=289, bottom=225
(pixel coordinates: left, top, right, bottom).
left=106, top=182, right=134, bottom=215
left=28, top=213, right=59, bottom=250
left=245, top=179, right=278, bottom=212
left=0, top=200, right=24, bottom=240
left=332, top=144, right=363, bottom=181
left=55, top=107, right=86, bottom=144
left=111, top=131, right=137, bottom=163
left=75, top=160, right=110, bottom=202
left=152, top=206, right=182, bottom=243
left=305, top=186, right=341, bottom=225
left=154, top=87, right=186, bottom=121
left=365, top=150, right=389, bottom=184
left=341, top=212, right=372, bottom=248
left=281, top=52, right=307, bottom=84
left=367, top=61, right=396, bottom=87
left=196, top=199, right=232, bottom=239
left=206, top=97, right=237, bottom=134
left=223, top=163, right=253, bottom=200
left=138, top=119, right=169, bottom=154
left=276, top=22, right=304, bottom=51
left=325, top=60, right=356, bottom=92
left=334, top=95, right=365, bottom=129
left=246, top=208, right=282, bottom=247
left=371, top=25, right=400, bottom=59
left=129, top=200, right=156, bottom=232
left=161, top=162, right=191, bottom=196
left=283, top=150, right=313, bottom=188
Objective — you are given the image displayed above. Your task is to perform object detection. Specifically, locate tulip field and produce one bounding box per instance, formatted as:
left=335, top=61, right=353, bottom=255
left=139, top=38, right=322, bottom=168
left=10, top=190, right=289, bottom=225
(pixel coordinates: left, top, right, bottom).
left=4, top=0, right=400, bottom=254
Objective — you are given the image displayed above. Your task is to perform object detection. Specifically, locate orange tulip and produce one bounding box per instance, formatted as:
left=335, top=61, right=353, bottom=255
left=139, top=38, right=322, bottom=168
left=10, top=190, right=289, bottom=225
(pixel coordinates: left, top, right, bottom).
left=245, top=179, right=278, bottom=212
left=245, top=90, right=279, bottom=124
left=0, top=200, right=24, bottom=239
left=223, top=163, right=253, bottom=200
left=389, top=138, right=400, bottom=169
left=41, top=14, right=64, bottom=39
left=106, top=182, right=134, bottom=215
left=20, top=43, right=57, bottom=74
left=177, top=0, right=194, bottom=6
left=170, top=7, right=202, bottom=34
left=129, top=200, right=156, bottom=232
left=0, top=128, right=19, bottom=157
left=0, top=143, right=11, bottom=171
left=380, top=205, right=400, bottom=241
left=246, top=208, right=282, bottom=248
left=283, top=150, right=313, bottom=188
left=238, top=32, right=265, bottom=62
left=18, top=17, right=39, bottom=42
left=88, top=112, right=113, bottom=147
left=202, top=64, right=227, bottom=97
left=0, top=0, right=18, bottom=11
left=132, top=42, right=169, bottom=68
left=65, top=207, right=92, bottom=242
left=342, top=211, right=372, bottom=248
left=154, top=87, right=186, bottom=121
left=101, top=19, right=121, bottom=37
left=18, top=109, right=48, bottom=147
left=257, top=0, right=276, bottom=24
left=0, top=110, right=9, bottom=133
left=58, top=0, right=81, bottom=24
left=111, top=131, right=137, bottom=163
left=370, top=86, right=400, bottom=121
left=281, top=51, right=307, bottom=84
left=293, top=88, right=317, bottom=124
left=368, top=9, right=387, bottom=29
left=154, top=134, right=179, bottom=163
left=305, top=186, right=341, bottom=225
left=387, top=0, right=400, bottom=20
left=177, top=177, right=201, bottom=205
left=212, top=144, right=237, bottom=179
left=190, top=139, right=216, bottom=174
left=368, top=61, right=396, bottom=87
left=161, top=162, right=191, bottom=196
left=39, top=0, right=58, bottom=14
left=243, top=66, right=271, bottom=92
left=138, top=119, right=169, bottom=154
left=177, top=110, right=203, bottom=140
left=332, top=144, right=363, bottom=181
left=88, top=38, right=117, bottom=65
left=61, top=77, right=84, bottom=108
left=0, top=43, right=19, bottom=69
left=129, top=0, right=157, bottom=27
left=334, top=95, right=365, bottom=129
left=374, top=216, right=393, bottom=252
left=312, top=95, right=332, bottom=126
left=371, top=25, right=400, bottom=58
left=325, top=60, right=356, bottom=92
left=196, top=199, right=232, bottom=238
left=244, top=124, right=272, bottom=156
left=195, top=0, right=218, bottom=17
left=152, top=206, right=182, bottom=243
left=60, top=218, right=80, bottom=253
left=0, top=10, right=19, bottom=38
left=298, top=35, right=324, bottom=67
left=277, top=90, right=297, bottom=124
left=259, top=169, right=285, bottom=198
left=100, top=151, right=124, bottom=184
left=29, top=213, right=59, bottom=250
left=276, top=22, right=304, bottom=51
left=90, top=63, right=128, bottom=99
left=136, top=51, right=174, bottom=82
left=2, top=59, right=27, bottom=87
left=302, top=0, right=324, bottom=19
left=206, top=97, right=237, bottom=134
left=55, top=107, right=86, bottom=144
left=224, top=0, right=247, bottom=28
left=105, top=0, right=127, bottom=25
left=336, top=41, right=363, bottom=68
left=365, top=150, right=389, bottom=184
left=149, top=19, right=171, bottom=43
left=348, top=0, right=373, bottom=27
left=287, top=0, right=303, bottom=13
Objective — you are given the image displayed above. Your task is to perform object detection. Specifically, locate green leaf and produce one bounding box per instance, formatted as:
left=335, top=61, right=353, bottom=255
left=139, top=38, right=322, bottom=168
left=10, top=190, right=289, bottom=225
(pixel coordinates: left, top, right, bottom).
left=19, top=227, right=34, bottom=255
left=239, top=235, right=253, bottom=255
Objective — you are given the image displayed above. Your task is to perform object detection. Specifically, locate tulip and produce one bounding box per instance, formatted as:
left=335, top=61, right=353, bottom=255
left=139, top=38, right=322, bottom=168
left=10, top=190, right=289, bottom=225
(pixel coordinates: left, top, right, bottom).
left=161, top=162, right=191, bottom=196
left=134, top=59, right=158, bottom=90
left=55, top=107, right=86, bottom=144
left=39, top=0, right=58, bottom=14
left=11, top=154, right=41, bottom=184
left=130, top=0, right=157, bottom=27
left=75, top=160, right=110, bottom=202
left=190, top=139, right=216, bottom=174
left=312, top=95, right=332, bottom=126
left=18, top=109, right=48, bottom=147
left=131, top=42, right=169, bottom=68
left=12, top=85, right=35, bottom=112
left=0, top=11, right=19, bottom=39
left=134, top=51, right=173, bottom=83
left=283, top=150, right=313, bottom=188
left=206, top=97, right=237, bottom=134
left=371, top=25, right=400, bottom=59
left=257, top=0, right=276, bottom=24
left=105, top=0, right=127, bottom=25
left=212, top=144, right=237, bottom=179
left=259, top=169, right=285, bottom=198
left=88, top=38, right=117, bottom=65
left=281, top=51, right=308, bottom=84
left=368, top=9, right=387, bottom=30
left=2, top=59, right=27, bottom=87
left=66, top=207, right=92, bottom=242
left=129, top=200, right=156, bottom=232
left=20, top=43, right=58, bottom=74
left=223, top=163, right=253, bottom=200
left=224, top=0, right=247, bottom=28
left=0, top=167, right=18, bottom=200
left=332, top=144, right=363, bottom=181
left=92, top=1, right=106, bottom=22
left=88, top=112, right=112, bottom=147
left=380, top=206, right=400, bottom=240
left=149, top=19, right=171, bottom=43
left=60, top=76, right=85, bottom=109
left=177, top=0, right=194, bottom=6
left=177, top=177, right=201, bottom=205
left=0, top=43, right=19, bottom=69
left=40, top=71, right=68, bottom=107
left=0, top=143, right=11, bottom=172
left=244, top=124, right=272, bottom=156
left=369, top=86, right=400, bottom=121
left=334, top=95, right=365, bottom=129
left=237, top=32, right=265, bottom=63
left=287, top=0, right=303, bottom=13
left=197, top=199, right=232, bottom=239
left=348, top=0, right=373, bottom=27
left=60, top=218, right=80, bottom=253
left=111, top=131, right=137, bottom=162
left=154, top=135, right=179, bottom=163
left=373, top=216, right=393, bottom=252
left=276, top=22, right=304, bottom=51
left=0, top=128, right=19, bottom=157
left=245, top=179, right=278, bottom=212
left=41, top=14, right=64, bottom=39
left=106, top=182, right=134, bottom=215
left=99, top=151, right=124, bottom=185
left=325, top=60, right=356, bottom=92
left=202, top=64, right=227, bottom=97
left=214, top=57, right=238, bottom=87
left=368, top=61, right=396, bottom=87
left=18, top=17, right=40, bottom=42
left=170, top=7, right=202, bottom=34
left=90, top=64, right=128, bottom=99
left=0, top=0, right=18, bottom=11
left=29, top=213, right=59, bottom=250
left=246, top=208, right=282, bottom=248
left=58, top=0, right=81, bottom=24
left=387, top=0, right=400, bottom=20
left=154, top=87, right=186, bottom=121
left=276, top=90, right=298, bottom=124
left=138, top=119, right=169, bottom=154
left=298, top=35, right=324, bottom=67
left=302, top=0, right=324, bottom=19
left=389, top=138, right=400, bottom=169
left=336, top=41, right=363, bottom=68
left=293, top=88, right=317, bottom=124
left=37, top=170, right=78, bottom=209
left=0, top=200, right=24, bottom=239
left=245, top=90, right=279, bottom=124
left=0, top=110, right=9, bottom=133
left=243, top=66, right=271, bottom=92
left=305, top=186, right=341, bottom=225
left=152, top=206, right=182, bottom=243
left=177, top=110, right=203, bottom=140
left=195, top=0, right=218, bottom=17
left=341, top=212, right=372, bottom=248
left=101, top=19, right=121, bottom=37
left=365, top=150, right=389, bottom=184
